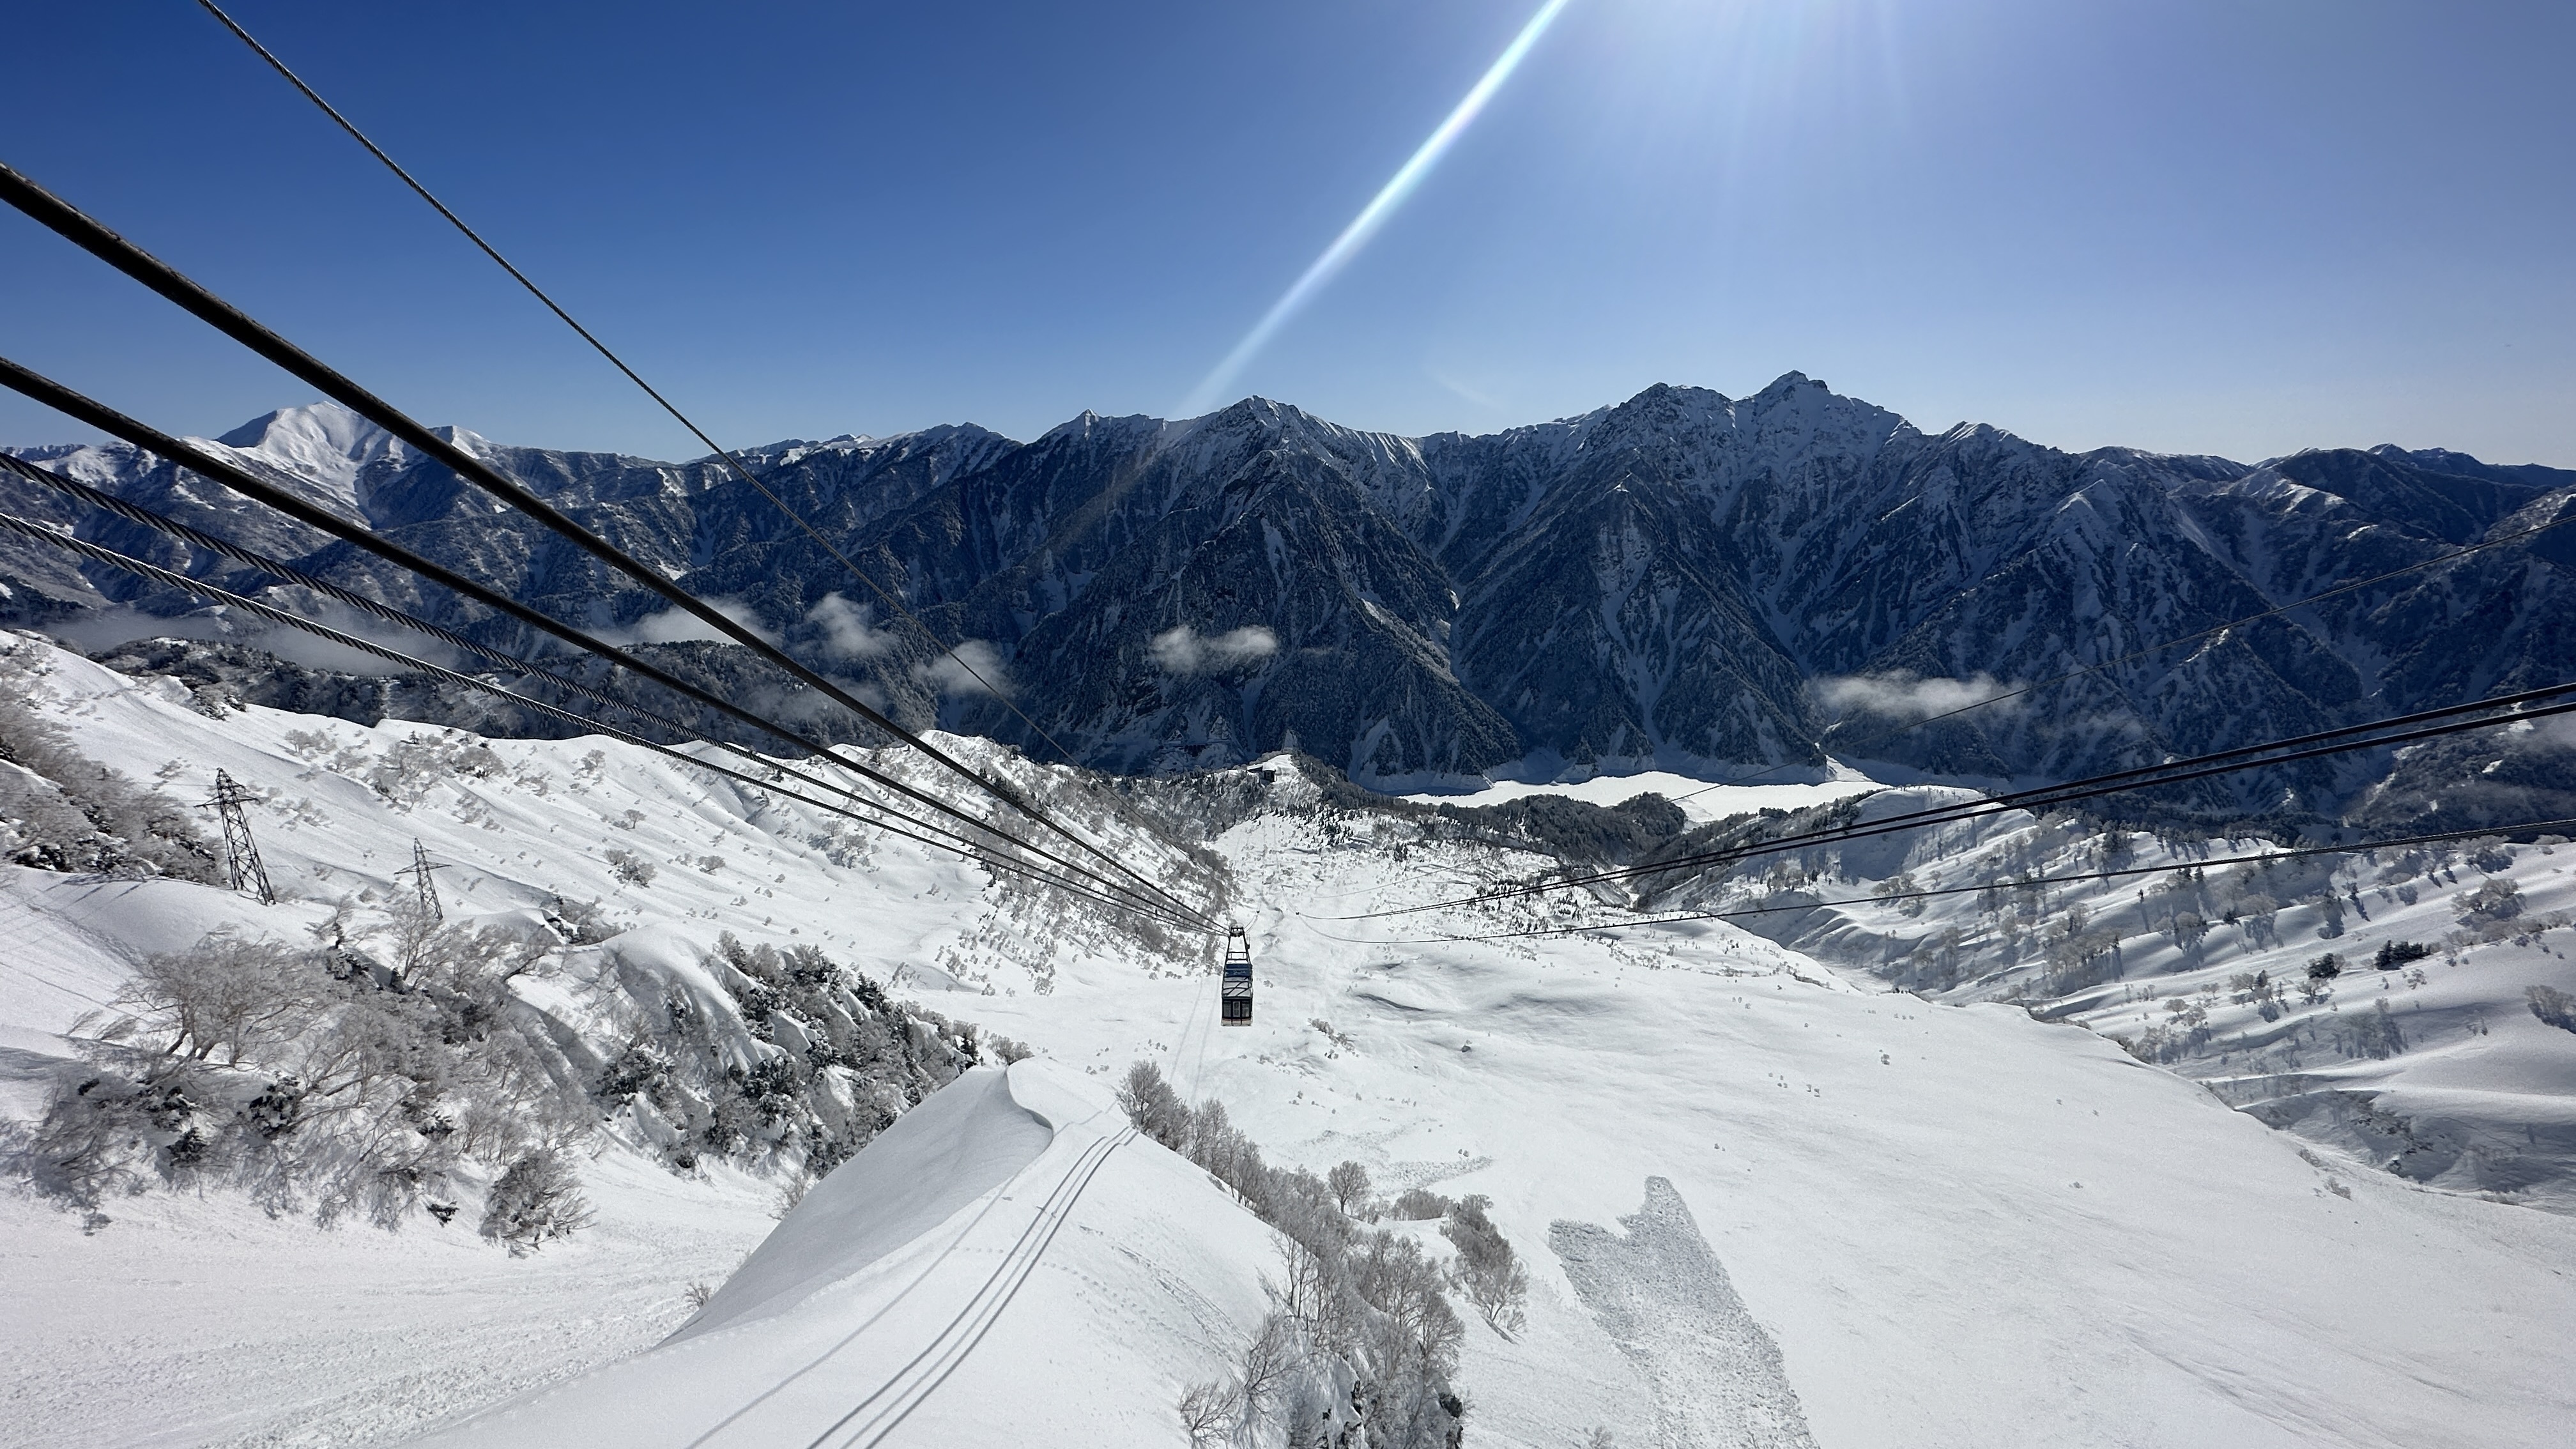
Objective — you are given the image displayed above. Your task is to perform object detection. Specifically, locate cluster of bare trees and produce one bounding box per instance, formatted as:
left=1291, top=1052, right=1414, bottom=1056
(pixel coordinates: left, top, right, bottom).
left=1120, top=1061, right=1507, bottom=1449
left=595, top=932, right=1017, bottom=1183
left=16, top=914, right=590, bottom=1239
left=0, top=647, right=216, bottom=882
left=10, top=907, right=1041, bottom=1248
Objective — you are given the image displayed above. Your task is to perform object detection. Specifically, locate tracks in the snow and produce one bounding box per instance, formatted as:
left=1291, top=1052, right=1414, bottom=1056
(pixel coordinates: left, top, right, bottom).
left=778, top=1124, right=1135, bottom=1449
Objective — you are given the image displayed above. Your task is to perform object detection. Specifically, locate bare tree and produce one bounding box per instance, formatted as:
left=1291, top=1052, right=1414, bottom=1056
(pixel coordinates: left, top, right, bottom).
left=479, top=1149, right=594, bottom=1252
left=1241, top=1311, right=1296, bottom=1410
left=89, top=931, right=326, bottom=1066
left=1442, top=1195, right=1530, bottom=1337
left=1176, top=1377, right=1239, bottom=1445
left=1328, top=1159, right=1370, bottom=1213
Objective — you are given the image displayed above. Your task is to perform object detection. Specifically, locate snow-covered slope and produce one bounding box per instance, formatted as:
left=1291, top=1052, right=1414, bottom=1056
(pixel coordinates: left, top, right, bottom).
left=6, top=638, right=2576, bottom=1448
left=1651, top=786, right=2576, bottom=1211
left=410, top=1061, right=1280, bottom=1447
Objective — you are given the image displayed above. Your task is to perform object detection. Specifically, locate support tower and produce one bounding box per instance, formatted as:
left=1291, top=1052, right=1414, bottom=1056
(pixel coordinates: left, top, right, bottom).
left=204, top=769, right=274, bottom=904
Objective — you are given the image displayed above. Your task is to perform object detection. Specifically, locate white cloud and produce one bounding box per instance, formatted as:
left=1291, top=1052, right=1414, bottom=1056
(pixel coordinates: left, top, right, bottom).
left=804, top=591, right=893, bottom=661
left=599, top=595, right=779, bottom=648
left=37, top=603, right=445, bottom=678
left=912, top=640, right=1012, bottom=699
left=1150, top=624, right=1280, bottom=676
left=1812, top=671, right=2018, bottom=723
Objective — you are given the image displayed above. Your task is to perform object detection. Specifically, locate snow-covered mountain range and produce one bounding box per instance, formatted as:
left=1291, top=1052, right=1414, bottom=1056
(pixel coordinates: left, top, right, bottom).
left=13, top=378, right=2576, bottom=1443
left=10, top=378, right=2575, bottom=811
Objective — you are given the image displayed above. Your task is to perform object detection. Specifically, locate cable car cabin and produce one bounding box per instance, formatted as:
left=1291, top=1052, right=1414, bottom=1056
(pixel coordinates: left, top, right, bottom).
left=1221, top=926, right=1253, bottom=1026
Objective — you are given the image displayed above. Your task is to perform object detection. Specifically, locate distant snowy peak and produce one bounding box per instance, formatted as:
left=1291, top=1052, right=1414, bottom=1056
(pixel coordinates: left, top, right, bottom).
left=206, top=402, right=406, bottom=501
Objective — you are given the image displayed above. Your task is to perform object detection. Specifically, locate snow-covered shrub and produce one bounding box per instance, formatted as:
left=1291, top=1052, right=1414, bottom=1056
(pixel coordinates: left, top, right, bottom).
left=91, top=931, right=324, bottom=1066
left=1441, top=1194, right=1529, bottom=1335
left=603, top=934, right=979, bottom=1177
left=604, top=848, right=657, bottom=886
left=2457, top=878, right=2524, bottom=926
left=19, top=923, right=591, bottom=1229
left=2170, top=910, right=2209, bottom=951
left=2528, top=985, right=2576, bottom=1034
left=364, top=731, right=504, bottom=806
left=1116, top=1059, right=1190, bottom=1148
left=2373, top=940, right=2434, bottom=971
left=1329, top=1160, right=1370, bottom=1213
left=1176, top=1377, right=1239, bottom=1445
left=2342, top=999, right=2407, bottom=1061
left=1116, top=1061, right=1470, bottom=1448
left=1389, top=1186, right=1452, bottom=1221
left=544, top=894, right=620, bottom=945
left=478, top=1149, right=594, bottom=1252
left=0, top=648, right=217, bottom=882
left=2312, top=891, right=2345, bottom=940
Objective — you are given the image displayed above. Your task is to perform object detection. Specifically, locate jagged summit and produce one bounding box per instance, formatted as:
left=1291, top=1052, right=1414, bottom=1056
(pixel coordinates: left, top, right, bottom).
left=6, top=378, right=2575, bottom=801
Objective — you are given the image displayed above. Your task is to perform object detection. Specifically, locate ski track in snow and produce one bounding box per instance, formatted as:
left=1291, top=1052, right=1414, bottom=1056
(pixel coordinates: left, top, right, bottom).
left=1551, top=1177, right=1818, bottom=1449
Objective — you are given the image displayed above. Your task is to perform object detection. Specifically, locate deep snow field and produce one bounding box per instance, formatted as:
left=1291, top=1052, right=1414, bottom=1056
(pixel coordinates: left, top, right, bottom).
left=1399, top=767, right=1880, bottom=825
left=6, top=632, right=2576, bottom=1449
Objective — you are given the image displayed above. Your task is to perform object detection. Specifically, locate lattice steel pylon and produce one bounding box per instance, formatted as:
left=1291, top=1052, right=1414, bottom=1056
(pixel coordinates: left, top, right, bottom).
left=203, top=769, right=274, bottom=904
left=395, top=838, right=445, bottom=923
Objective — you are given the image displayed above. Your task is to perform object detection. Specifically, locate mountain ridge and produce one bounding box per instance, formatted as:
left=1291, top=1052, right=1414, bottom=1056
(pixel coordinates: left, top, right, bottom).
left=8, top=376, right=2575, bottom=811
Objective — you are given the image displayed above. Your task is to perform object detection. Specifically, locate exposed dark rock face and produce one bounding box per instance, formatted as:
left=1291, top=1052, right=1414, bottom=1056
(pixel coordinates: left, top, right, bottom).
left=8, top=379, right=2573, bottom=806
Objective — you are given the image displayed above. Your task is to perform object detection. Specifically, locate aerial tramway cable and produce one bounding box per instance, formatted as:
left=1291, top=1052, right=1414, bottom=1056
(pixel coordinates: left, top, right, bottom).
left=1315, top=813, right=2576, bottom=947
left=0, top=158, right=1210, bottom=931
left=186, top=0, right=1211, bottom=884
left=0, top=510, right=1208, bottom=930
left=0, top=451, right=1209, bottom=917
left=1668, top=498, right=2576, bottom=813
left=1326, top=675, right=2576, bottom=922
left=0, top=356, right=1208, bottom=931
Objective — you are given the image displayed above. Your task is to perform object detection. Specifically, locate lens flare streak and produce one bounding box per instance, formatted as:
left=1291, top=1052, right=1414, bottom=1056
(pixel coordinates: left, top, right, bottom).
left=1183, top=0, right=1575, bottom=414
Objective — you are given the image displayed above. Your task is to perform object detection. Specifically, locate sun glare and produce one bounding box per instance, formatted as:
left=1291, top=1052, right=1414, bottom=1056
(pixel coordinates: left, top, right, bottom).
left=1181, top=0, right=1578, bottom=415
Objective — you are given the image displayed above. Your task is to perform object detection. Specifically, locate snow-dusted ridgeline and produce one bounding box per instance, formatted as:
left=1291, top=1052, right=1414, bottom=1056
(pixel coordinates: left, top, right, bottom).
left=12, top=379, right=2576, bottom=801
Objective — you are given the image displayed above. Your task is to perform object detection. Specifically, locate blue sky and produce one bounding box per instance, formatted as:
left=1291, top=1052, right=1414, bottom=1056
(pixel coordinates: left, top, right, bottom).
left=3, top=1, right=2570, bottom=464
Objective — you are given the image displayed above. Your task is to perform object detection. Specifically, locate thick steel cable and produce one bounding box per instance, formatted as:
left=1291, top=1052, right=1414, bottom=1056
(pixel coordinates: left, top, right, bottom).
left=188, top=0, right=1204, bottom=872
left=0, top=510, right=1204, bottom=928
left=1314, top=814, right=2576, bottom=947
left=1, top=450, right=662, bottom=719
left=0, top=509, right=1181, bottom=924
left=0, top=355, right=1206, bottom=930
left=190, top=6, right=2576, bottom=889
left=1328, top=674, right=2576, bottom=921
left=0, top=452, right=1168, bottom=902
left=0, top=158, right=1210, bottom=930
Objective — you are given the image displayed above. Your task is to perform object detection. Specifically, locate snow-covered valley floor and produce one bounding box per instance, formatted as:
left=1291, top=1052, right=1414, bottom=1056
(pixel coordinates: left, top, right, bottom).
left=6, top=634, right=2576, bottom=1448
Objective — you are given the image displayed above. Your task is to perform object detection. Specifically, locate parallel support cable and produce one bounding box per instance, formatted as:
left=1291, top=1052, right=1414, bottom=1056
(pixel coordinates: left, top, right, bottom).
left=0, top=510, right=1204, bottom=929
left=1329, top=813, right=2576, bottom=947
left=0, top=159, right=1209, bottom=930
left=0, top=356, right=1201, bottom=928
left=0, top=449, right=1130, bottom=889
left=1336, top=675, right=2576, bottom=921
left=189, top=0, right=1091, bottom=767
